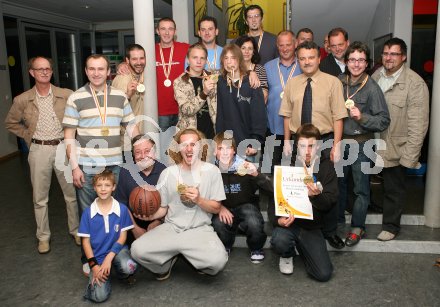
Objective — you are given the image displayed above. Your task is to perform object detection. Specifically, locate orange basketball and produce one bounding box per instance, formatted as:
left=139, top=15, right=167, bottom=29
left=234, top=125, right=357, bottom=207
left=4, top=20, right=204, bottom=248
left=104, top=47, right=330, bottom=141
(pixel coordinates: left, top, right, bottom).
left=129, top=186, right=161, bottom=216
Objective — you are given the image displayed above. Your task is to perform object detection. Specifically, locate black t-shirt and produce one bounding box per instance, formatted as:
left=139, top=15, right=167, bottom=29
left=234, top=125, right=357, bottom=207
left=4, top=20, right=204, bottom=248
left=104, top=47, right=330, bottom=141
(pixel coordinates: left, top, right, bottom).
left=190, top=76, right=215, bottom=139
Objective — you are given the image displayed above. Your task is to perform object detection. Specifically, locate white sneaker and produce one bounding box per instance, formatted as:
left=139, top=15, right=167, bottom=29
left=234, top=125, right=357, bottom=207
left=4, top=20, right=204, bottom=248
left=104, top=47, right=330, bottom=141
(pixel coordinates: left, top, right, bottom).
left=83, top=263, right=90, bottom=277
left=279, top=257, right=294, bottom=275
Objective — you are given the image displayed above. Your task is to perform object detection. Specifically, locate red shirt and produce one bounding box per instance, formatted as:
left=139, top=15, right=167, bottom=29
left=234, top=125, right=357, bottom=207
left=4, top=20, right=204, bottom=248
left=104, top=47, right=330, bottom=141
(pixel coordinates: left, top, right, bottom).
left=155, top=41, right=189, bottom=116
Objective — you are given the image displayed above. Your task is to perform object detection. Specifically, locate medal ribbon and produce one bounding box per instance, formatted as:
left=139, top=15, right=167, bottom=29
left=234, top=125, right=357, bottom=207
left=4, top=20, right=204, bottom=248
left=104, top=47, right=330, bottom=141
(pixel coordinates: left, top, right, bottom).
left=277, top=59, right=297, bottom=91
left=90, top=85, right=107, bottom=125
left=346, top=74, right=368, bottom=100
left=159, top=43, right=175, bottom=80
left=248, top=31, right=264, bottom=53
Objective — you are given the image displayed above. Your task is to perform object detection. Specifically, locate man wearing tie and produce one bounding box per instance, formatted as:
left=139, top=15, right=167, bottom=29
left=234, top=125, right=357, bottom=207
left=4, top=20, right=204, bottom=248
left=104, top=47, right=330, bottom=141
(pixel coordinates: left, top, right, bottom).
left=278, top=41, right=347, bottom=249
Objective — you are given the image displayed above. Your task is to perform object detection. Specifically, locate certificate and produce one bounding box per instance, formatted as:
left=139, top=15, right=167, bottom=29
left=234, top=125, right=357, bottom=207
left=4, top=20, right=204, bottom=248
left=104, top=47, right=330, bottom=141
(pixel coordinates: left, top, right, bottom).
left=274, top=166, right=314, bottom=220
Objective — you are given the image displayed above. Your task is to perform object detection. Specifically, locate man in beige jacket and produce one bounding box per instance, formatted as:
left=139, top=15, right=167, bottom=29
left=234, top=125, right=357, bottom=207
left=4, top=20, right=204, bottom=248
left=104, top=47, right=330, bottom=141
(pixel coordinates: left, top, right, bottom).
left=372, top=38, right=429, bottom=241
left=5, top=56, right=80, bottom=253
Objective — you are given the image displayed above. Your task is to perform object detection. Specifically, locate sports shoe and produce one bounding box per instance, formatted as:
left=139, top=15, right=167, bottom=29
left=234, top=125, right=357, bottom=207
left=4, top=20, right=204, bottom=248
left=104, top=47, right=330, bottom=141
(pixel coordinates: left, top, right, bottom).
left=377, top=230, right=396, bottom=241
left=345, top=229, right=366, bottom=247
left=279, top=257, right=294, bottom=275
left=250, top=249, right=265, bottom=264
left=155, top=256, right=178, bottom=281
left=83, top=263, right=90, bottom=277
left=38, top=240, right=50, bottom=254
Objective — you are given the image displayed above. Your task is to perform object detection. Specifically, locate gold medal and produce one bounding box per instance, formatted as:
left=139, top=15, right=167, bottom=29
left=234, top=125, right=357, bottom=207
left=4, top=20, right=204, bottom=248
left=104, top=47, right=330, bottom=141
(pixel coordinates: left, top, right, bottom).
left=177, top=183, right=187, bottom=194
left=303, top=175, right=314, bottom=185
left=136, top=83, right=145, bottom=93
left=345, top=98, right=355, bottom=109
left=236, top=163, right=247, bottom=176
left=164, top=79, right=172, bottom=87
left=209, top=73, right=219, bottom=82
left=101, top=127, right=110, bottom=136
left=280, top=91, right=284, bottom=99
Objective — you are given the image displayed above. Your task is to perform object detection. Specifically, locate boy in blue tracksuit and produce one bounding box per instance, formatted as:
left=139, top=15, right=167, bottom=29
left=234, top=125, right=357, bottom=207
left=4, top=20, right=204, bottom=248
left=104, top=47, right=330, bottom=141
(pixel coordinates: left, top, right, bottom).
left=212, top=132, right=270, bottom=263
left=77, top=170, right=137, bottom=303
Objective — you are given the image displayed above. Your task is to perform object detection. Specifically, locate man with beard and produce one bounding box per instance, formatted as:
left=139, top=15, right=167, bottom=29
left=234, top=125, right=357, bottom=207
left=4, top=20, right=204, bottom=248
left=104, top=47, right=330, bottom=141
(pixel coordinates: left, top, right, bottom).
left=112, top=44, right=146, bottom=121
left=114, top=134, right=166, bottom=245
left=244, top=4, right=278, bottom=65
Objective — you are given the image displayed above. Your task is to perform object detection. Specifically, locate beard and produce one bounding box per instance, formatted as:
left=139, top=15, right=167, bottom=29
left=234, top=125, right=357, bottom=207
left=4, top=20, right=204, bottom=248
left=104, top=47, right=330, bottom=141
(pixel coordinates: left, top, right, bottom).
left=136, top=158, right=154, bottom=171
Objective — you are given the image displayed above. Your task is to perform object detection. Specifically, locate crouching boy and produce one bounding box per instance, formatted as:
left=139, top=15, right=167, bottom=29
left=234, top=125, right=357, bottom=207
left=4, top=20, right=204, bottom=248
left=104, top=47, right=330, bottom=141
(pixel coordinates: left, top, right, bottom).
left=78, top=170, right=137, bottom=303
left=212, top=132, right=270, bottom=263
left=269, top=124, right=337, bottom=282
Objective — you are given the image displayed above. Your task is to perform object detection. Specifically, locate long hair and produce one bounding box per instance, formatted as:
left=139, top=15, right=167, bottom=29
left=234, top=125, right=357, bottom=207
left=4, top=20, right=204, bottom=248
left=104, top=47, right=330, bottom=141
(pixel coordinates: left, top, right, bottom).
left=234, top=35, right=261, bottom=64
left=167, top=128, right=209, bottom=164
left=219, top=44, right=248, bottom=79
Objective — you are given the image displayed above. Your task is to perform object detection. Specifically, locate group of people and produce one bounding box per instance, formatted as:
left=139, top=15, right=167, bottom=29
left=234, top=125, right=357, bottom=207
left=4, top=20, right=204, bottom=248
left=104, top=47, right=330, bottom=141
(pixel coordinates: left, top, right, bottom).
left=4, top=3, right=430, bottom=303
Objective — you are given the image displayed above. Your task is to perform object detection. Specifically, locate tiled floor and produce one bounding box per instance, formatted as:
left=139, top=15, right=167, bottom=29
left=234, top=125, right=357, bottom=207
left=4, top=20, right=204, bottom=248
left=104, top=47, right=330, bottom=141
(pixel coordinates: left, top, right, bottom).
left=0, top=154, right=439, bottom=306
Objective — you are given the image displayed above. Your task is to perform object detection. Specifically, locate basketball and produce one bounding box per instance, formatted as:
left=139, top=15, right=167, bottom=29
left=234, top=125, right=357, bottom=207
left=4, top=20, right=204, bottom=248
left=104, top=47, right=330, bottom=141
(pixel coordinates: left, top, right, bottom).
left=129, top=186, right=161, bottom=216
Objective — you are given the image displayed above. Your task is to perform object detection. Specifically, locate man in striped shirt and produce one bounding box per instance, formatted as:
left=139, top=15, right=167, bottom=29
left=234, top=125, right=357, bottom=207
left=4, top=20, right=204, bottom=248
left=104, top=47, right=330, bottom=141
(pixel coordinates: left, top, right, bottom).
left=63, top=54, right=139, bottom=214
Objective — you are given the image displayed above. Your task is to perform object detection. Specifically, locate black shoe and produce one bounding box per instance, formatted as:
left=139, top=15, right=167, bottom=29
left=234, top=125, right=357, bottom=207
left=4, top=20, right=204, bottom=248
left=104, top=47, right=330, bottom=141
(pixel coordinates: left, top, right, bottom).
left=345, top=230, right=365, bottom=247
left=325, top=235, right=345, bottom=249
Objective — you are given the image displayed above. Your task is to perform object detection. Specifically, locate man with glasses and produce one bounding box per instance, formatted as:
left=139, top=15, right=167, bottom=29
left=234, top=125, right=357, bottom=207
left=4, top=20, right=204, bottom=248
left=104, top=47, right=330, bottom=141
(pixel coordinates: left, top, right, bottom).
left=338, top=42, right=390, bottom=247
left=244, top=4, right=278, bottom=65
left=372, top=37, right=429, bottom=241
left=5, top=56, right=80, bottom=254
left=320, top=27, right=350, bottom=77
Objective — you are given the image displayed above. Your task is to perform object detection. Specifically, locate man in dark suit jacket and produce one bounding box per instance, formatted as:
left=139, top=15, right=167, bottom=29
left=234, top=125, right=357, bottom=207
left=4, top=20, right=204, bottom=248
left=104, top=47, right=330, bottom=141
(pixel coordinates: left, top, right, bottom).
left=319, top=27, right=350, bottom=77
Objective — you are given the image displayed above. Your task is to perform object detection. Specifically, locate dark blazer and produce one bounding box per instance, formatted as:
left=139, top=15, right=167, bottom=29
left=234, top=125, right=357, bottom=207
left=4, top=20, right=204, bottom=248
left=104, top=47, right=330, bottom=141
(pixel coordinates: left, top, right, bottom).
left=319, top=54, right=343, bottom=77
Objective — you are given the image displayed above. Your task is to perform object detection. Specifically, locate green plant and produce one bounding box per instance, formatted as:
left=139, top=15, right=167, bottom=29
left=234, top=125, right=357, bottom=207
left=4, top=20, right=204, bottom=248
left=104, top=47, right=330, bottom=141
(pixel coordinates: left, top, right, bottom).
left=226, top=0, right=250, bottom=37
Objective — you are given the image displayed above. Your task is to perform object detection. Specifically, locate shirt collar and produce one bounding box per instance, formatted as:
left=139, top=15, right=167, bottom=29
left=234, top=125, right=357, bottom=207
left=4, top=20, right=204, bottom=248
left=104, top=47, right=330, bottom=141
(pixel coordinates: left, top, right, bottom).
left=379, top=64, right=404, bottom=80
left=35, top=85, right=53, bottom=98
left=90, top=197, right=120, bottom=218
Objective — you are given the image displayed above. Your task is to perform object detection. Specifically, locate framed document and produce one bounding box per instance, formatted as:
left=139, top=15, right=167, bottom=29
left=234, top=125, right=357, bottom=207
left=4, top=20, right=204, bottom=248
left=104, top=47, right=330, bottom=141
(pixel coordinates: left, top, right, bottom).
left=274, top=165, right=314, bottom=220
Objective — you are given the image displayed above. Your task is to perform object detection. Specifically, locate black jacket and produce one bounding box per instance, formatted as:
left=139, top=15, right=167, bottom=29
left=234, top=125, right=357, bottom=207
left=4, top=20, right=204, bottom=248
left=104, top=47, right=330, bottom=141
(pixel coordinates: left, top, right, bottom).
left=218, top=156, right=273, bottom=209
left=267, top=157, right=338, bottom=230
left=216, top=75, right=267, bottom=146
left=319, top=54, right=343, bottom=77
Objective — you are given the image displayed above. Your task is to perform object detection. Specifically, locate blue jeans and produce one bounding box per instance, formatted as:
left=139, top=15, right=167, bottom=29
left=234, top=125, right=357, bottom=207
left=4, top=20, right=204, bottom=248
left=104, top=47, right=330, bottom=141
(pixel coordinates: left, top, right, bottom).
left=158, top=114, right=178, bottom=132
left=212, top=203, right=267, bottom=251
left=338, top=142, right=371, bottom=229
left=76, top=165, right=120, bottom=215
left=271, top=225, right=333, bottom=282
left=84, top=248, right=137, bottom=303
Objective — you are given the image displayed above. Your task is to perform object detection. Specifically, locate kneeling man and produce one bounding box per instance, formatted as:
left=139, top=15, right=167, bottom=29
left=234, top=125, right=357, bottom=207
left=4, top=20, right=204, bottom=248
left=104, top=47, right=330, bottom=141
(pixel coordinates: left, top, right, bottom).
left=131, top=128, right=228, bottom=279
left=269, top=124, right=338, bottom=282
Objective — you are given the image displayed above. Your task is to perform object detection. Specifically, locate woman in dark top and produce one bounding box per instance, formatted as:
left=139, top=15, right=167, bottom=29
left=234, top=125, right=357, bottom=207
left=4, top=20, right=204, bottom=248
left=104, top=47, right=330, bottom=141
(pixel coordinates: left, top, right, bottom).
left=235, top=35, right=268, bottom=103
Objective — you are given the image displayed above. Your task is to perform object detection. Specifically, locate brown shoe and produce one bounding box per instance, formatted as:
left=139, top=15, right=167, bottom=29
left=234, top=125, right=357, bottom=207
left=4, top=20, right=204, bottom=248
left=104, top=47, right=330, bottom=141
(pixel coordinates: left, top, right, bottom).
left=74, top=235, right=82, bottom=246
left=38, top=240, right=50, bottom=254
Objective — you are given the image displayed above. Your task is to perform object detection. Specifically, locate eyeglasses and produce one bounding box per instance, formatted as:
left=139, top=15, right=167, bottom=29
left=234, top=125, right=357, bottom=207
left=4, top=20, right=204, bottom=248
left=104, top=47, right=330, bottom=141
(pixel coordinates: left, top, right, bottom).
left=347, top=58, right=367, bottom=64
left=246, top=14, right=261, bottom=19
left=32, top=68, right=52, bottom=73
left=382, top=52, right=402, bottom=57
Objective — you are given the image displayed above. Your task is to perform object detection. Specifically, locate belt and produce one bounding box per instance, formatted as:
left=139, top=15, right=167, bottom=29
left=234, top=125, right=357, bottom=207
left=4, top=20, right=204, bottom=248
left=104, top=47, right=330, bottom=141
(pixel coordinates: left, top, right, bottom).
left=31, top=138, right=63, bottom=146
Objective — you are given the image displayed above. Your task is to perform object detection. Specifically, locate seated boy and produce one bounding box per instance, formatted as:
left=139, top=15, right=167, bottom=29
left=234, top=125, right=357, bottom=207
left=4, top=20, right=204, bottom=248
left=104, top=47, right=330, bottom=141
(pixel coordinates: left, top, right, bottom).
left=268, top=124, right=337, bottom=282
left=212, top=132, right=270, bottom=263
left=77, top=170, right=137, bottom=303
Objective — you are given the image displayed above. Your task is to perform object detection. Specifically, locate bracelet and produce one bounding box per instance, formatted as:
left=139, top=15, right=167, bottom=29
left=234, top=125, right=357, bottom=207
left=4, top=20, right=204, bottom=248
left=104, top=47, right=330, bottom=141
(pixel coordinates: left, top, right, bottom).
left=87, top=257, right=98, bottom=269
left=110, top=242, right=123, bottom=255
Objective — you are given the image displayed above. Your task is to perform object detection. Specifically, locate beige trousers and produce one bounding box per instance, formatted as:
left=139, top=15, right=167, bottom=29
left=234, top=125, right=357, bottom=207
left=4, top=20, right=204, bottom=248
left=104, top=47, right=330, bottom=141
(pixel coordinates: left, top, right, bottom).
left=28, top=143, right=79, bottom=241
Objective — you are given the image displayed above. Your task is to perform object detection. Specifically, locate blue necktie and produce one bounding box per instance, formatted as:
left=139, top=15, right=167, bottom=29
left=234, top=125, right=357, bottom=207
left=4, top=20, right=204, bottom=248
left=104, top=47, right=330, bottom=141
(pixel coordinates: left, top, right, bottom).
left=301, top=77, right=312, bottom=124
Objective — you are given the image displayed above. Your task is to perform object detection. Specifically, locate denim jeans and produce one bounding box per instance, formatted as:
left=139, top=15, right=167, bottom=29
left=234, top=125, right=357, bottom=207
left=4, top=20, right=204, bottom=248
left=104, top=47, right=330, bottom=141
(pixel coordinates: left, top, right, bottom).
left=271, top=225, right=333, bottom=282
left=84, top=248, right=137, bottom=303
left=212, top=203, right=267, bottom=251
left=338, top=141, right=371, bottom=229
left=76, top=165, right=120, bottom=215
left=158, top=114, right=178, bottom=132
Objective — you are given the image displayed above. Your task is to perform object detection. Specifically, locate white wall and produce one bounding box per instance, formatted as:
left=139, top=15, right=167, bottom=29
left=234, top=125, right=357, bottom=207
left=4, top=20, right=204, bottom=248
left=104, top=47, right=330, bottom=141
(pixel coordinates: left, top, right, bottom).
left=0, top=0, right=19, bottom=157
left=366, top=0, right=413, bottom=64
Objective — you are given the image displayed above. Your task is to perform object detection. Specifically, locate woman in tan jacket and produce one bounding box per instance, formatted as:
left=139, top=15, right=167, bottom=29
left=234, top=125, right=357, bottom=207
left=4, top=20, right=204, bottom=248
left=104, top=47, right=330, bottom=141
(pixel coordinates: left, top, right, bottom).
left=173, top=43, right=217, bottom=139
